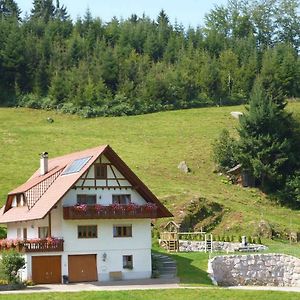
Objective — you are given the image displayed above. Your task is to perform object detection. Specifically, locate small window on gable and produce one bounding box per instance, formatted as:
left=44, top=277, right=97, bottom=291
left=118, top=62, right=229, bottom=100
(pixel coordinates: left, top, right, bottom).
left=16, top=194, right=21, bottom=207
left=22, top=195, right=27, bottom=206
left=123, top=255, right=133, bottom=269
left=77, top=194, right=96, bottom=205
left=38, top=226, right=49, bottom=239
left=95, top=164, right=107, bottom=179
left=112, top=195, right=131, bottom=205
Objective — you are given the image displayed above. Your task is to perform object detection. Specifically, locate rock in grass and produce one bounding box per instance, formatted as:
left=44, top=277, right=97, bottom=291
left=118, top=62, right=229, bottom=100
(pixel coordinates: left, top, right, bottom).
left=178, top=161, right=190, bottom=173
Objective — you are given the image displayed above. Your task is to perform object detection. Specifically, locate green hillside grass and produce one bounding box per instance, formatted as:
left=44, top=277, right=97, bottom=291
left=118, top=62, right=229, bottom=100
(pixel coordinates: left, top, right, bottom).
left=0, top=102, right=300, bottom=236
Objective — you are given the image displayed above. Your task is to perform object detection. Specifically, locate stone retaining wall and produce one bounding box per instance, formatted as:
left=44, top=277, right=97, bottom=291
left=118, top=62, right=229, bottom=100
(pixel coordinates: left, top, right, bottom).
left=179, top=240, right=267, bottom=252
left=209, top=254, right=300, bottom=287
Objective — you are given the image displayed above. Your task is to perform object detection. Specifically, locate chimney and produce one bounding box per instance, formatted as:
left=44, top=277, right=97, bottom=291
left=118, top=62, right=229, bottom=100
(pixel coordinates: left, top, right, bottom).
left=40, top=152, right=48, bottom=175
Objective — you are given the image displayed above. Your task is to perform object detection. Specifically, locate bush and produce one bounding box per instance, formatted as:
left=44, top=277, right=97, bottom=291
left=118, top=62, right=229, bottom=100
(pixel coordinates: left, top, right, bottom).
left=213, top=129, right=239, bottom=171
left=0, top=227, right=6, bottom=239
left=282, top=172, right=300, bottom=207
left=1, top=251, right=25, bottom=284
left=18, top=93, right=42, bottom=109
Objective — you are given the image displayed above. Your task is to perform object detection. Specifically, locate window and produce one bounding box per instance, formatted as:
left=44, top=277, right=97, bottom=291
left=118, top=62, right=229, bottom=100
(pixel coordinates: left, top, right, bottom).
left=112, top=194, right=131, bottom=205
left=17, top=228, right=21, bottom=239
left=77, top=194, right=96, bottom=205
left=22, top=195, right=27, bottom=206
left=95, top=164, right=107, bottom=179
left=78, top=225, right=97, bottom=238
left=123, top=255, right=133, bottom=269
left=16, top=194, right=21, bottom=207
left=23, top=228, right=27, bottom=240
left=62, top=156, right=92, bottom=175
left=113, top=225, right=132, bottom=237
left=38, top=226, right=49, bottom=239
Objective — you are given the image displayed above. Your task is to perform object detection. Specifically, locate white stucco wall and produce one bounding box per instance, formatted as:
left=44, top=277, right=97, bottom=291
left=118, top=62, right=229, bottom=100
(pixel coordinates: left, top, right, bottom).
left=62, top=188, right=146, bottom=207
left=6, top=203, right=63, bottom=240
left=59, top=216, right=152, bottom=281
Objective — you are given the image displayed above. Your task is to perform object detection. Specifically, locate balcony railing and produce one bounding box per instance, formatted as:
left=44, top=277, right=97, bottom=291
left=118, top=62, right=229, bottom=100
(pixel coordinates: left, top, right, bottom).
left=0, top=238, right=64, bottom=253
left=63, top=203, right=158, bottom=220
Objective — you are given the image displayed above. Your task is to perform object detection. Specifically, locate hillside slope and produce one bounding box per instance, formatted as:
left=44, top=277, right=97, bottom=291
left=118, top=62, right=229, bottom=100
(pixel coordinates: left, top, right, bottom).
left=0, top=103, right=300, bottom=236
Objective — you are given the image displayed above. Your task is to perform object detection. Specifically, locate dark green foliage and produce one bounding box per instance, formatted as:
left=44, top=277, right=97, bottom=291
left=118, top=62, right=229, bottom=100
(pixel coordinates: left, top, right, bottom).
left=0, top=226, right=6, bottom=238
left=283, top=172, right=300, bottom=206
left=1, top=251, right=25, bottom=284
left=213, top=129, right=239, bottom=171
left=0, top=0, right=21, bottom=20
left=237, top=80, right=299, bottom=193
left=1, top=0, right=300, bottom=116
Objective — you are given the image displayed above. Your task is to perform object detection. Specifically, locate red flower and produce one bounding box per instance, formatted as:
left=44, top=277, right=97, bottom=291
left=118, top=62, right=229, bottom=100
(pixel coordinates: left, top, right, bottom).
left=143, top=203, right=157, bottom=212
left=73, top=204, right=88, bottom=212
left=95, top=204, right=104, bottom=213
left=126, top=203, right=138, bottom=212
left=110, top=203, right=123, bottom=212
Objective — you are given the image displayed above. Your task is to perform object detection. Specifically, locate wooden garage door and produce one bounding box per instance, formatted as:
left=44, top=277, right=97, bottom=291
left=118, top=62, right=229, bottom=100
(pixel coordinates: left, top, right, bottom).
left=68, top=254, right=98, bottom=282
left=32, top=256, right=61, bottom=284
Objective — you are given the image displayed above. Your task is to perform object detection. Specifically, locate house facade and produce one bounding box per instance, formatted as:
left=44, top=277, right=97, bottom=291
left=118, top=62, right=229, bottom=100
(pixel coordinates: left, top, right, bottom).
left=0, top=145, right=172, bottom=284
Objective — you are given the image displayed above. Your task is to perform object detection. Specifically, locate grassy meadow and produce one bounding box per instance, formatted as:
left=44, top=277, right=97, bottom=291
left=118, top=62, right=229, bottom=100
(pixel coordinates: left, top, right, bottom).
left=1, top=103, right=300, bottom=236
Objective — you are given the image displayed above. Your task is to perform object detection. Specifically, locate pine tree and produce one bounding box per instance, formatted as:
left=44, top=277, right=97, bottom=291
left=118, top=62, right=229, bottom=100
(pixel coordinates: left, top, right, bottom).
left=31, top=0, right=55, bottom=23
left=237, top=79, right=296, bottom=192
left=0, top=0, right=21, bottom=20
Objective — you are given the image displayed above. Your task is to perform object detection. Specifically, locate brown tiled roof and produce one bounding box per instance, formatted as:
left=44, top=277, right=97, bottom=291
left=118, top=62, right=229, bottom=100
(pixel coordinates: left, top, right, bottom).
left=0, top=145, right=172, bottom=223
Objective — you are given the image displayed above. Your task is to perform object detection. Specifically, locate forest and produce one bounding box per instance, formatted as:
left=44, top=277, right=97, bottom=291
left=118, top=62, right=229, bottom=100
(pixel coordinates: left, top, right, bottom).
left=1, top=0, right=300, bottom=117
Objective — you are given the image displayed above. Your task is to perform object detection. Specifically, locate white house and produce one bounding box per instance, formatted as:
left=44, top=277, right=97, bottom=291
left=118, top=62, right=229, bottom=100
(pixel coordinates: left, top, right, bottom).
left=0, top=145, right=172, bottom=284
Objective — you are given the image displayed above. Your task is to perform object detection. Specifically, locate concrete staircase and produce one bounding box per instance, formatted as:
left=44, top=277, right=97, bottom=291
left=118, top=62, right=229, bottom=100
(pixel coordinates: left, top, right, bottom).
left=152, top=253, right=177, bottom=279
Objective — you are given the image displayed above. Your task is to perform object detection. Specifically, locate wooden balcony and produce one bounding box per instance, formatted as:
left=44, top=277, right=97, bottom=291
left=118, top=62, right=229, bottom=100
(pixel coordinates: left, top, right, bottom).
left=63, top=204, right=158, bottom=220
left=0, top=238, right=64, bottom=253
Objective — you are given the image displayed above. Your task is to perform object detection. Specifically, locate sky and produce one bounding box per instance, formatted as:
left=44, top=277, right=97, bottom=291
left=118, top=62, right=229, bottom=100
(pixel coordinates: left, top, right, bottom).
left=16, top=0, right=228, bottom=29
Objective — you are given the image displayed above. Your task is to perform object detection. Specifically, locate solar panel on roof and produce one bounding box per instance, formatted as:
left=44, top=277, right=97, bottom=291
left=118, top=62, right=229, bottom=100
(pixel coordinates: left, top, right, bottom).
left=62, top=156, right=92, bottom=175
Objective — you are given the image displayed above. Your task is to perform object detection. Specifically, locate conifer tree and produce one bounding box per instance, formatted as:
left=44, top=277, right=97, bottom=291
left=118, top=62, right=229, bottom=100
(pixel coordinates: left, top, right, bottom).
left=237, top=79, right=296, bottom=192
left=0, top=0, right=21, bottom=20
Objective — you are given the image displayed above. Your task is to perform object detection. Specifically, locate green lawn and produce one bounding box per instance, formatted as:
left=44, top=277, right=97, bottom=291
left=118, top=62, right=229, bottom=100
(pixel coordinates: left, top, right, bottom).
left=170, top=252, right=212, bottom=286
left=1, top=103, right=300, bottom=236
left=1, top=289, right=300, bottom=300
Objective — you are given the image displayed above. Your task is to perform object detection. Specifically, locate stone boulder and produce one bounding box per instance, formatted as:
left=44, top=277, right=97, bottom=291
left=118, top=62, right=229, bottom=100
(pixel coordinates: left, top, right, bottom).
left=178, top=161, right=190, bottom=173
